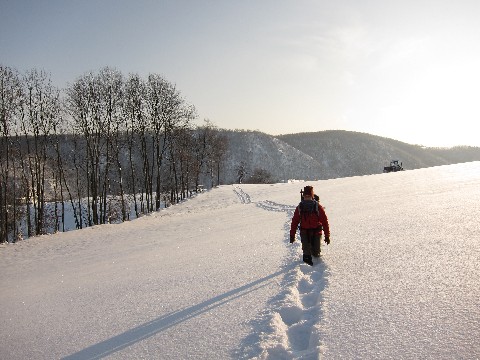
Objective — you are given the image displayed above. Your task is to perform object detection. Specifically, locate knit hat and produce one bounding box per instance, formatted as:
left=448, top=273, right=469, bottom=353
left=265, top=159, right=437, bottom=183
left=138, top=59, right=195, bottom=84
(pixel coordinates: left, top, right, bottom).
left=303, top=186, right=313, bottom=196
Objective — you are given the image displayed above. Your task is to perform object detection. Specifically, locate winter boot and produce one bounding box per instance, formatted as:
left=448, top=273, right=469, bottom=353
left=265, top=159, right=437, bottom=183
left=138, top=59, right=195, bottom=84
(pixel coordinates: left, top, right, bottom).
left=303, top=254, right=313, bottom=266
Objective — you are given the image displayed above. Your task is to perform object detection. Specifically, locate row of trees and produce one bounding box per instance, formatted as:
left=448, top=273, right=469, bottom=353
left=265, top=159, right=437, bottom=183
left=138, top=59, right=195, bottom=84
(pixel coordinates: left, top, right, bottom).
left=0, top=65, right=227, bottom=243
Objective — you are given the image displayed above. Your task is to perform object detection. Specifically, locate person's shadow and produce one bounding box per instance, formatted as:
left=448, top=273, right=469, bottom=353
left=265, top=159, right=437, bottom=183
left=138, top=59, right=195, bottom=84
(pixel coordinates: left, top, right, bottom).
left=62, top=267, right=292, bottom=360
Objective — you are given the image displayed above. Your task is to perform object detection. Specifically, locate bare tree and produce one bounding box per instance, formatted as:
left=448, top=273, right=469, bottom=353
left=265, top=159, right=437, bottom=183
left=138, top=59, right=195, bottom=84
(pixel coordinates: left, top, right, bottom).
left=191, top=121, right=213, bottom=191
left=245, top=168, right=274, bottom=184
left=66, top=71, right=97, bottom=225
left=0, top=65, right=23, bottom=242
left=171, top=127, right=197, bottom=200
left=236, top=161, right=248, bottom=184
left=16, top=69, right=61, bottom=236
left=66, top=67, right=124, bottom=225
left=123, top=73, right=146, bottom=219
left=145, top=74, right=165, bottom=211
left=97, top=68, right=124, bottom=223
left=145, top=74, right=196, bottom=207
left=208, top=130, right=228, bottom=187
left=1, top=66, right=208, bottom=241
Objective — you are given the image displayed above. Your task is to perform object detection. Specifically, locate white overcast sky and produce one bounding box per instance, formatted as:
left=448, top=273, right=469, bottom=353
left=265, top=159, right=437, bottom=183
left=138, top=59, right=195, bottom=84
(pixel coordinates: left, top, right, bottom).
left=1, top=0, right=480, bottom=147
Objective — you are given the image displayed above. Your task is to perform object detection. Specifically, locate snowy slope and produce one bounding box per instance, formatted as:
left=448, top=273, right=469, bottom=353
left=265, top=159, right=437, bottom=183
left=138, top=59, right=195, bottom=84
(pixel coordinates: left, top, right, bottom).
left=1, top=162, right=479, bottom=359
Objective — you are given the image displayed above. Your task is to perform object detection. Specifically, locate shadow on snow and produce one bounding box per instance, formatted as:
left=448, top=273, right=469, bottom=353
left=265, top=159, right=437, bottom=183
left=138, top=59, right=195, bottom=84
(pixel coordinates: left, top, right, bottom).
left=62, top=268, right=292, bottom=360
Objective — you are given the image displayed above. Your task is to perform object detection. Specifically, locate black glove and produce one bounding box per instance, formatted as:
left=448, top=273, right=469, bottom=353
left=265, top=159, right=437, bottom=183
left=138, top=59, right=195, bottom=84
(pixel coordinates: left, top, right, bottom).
left=324, top=236, right=330, bottom=245
left=290, top=234, right=295, bottom=243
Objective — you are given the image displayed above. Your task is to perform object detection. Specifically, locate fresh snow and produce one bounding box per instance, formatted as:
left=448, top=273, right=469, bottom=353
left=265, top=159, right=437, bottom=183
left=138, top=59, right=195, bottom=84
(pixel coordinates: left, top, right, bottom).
left=1, top=162, right=480, bottom=359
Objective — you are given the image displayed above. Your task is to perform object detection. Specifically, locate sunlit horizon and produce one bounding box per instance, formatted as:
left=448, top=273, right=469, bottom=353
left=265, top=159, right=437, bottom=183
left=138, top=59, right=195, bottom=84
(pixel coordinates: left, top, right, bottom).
left=2, top=0, right=479, bottom=148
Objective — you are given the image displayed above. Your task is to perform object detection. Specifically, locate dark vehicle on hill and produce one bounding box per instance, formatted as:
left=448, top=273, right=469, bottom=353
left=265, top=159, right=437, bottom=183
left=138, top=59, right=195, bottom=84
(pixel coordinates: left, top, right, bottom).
left=383, top=160, right=404, bottom=173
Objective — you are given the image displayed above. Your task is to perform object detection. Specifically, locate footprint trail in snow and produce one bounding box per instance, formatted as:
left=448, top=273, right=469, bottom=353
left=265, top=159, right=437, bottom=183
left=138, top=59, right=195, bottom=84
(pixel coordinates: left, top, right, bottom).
left=257, top=261, right=327, bottom=359
left=235, top=188, right=329, bottom=359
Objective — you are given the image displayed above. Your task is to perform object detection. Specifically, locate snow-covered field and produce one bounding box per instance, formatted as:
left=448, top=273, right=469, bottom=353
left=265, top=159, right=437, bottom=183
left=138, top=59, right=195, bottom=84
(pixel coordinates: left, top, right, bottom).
left=1, top=162, right=479, bottom=359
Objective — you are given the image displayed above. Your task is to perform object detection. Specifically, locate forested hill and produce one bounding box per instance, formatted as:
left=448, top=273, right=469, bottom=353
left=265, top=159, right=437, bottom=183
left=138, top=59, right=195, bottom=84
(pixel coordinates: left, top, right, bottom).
left=222, top=130, right=480, bottom=183
left=220, top=130, right=323, bottom=184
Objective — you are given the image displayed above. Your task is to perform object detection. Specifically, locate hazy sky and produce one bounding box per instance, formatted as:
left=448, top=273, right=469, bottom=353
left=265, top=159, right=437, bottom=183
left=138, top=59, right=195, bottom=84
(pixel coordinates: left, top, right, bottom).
left=1, top=0, right=480, bottom=147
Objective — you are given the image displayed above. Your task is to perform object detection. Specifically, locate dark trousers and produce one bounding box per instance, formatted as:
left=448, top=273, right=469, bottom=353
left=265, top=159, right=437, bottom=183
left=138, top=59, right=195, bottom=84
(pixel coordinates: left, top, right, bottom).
left=300, top=229, right=321, bottom=257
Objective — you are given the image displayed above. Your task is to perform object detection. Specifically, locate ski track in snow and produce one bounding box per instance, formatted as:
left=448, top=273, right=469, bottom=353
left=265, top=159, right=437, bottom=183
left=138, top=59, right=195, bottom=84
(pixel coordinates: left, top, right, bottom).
left=256, top=200, right=296, bottom=213
left=234, top=188, right=328, bottom=359
left=233, top=186, right=252, bottom=204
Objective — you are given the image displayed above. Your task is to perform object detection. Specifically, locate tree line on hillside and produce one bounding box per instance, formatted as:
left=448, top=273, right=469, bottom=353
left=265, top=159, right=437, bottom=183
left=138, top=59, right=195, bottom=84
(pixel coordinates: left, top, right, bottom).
left=0, top=65, right=227, bottom=243
left=278, top=131, right=480, bottom=178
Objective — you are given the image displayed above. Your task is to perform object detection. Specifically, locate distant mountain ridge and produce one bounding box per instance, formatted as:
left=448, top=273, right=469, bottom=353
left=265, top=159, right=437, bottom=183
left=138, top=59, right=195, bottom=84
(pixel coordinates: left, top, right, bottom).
left=219, top=129, right=480, bottom=183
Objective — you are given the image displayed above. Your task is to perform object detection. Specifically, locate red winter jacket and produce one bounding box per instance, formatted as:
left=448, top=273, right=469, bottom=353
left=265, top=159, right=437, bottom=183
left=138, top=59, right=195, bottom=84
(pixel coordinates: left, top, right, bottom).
left=290, top=200, right=330, bottom=238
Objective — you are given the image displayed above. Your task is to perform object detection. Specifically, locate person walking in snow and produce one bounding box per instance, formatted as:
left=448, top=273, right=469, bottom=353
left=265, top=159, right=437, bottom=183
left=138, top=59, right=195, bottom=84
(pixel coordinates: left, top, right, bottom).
left=290, top=185, right=330, bottom=265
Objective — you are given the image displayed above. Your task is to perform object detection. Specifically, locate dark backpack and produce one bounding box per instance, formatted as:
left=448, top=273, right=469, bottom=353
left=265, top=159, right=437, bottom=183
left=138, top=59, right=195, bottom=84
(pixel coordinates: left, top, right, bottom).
left=298, top=200, right=320, bottom=229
